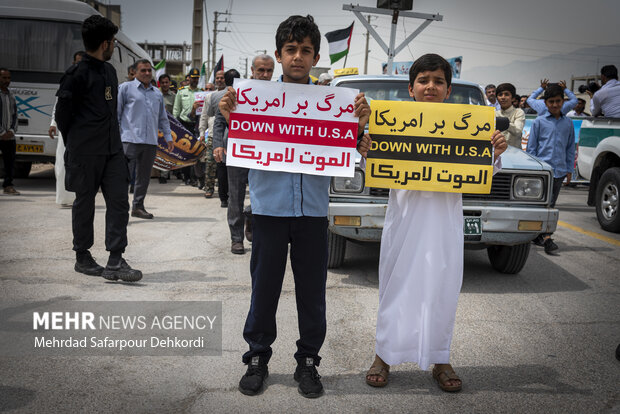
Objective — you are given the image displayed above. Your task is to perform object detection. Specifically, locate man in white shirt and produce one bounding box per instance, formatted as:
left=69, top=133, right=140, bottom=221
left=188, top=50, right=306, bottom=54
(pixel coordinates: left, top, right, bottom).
left=485, top=84, right=500, bottom=110
left=590, top=65, right=620, bottom=118
left=566, top=98, right=590, bottom=117
left=495, top=83, right=526, bottom=149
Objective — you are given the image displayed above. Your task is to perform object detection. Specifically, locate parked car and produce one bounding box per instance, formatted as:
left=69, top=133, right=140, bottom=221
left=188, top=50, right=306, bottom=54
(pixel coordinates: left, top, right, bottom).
left=328, top=75, right=559, bottom=273
left=577, top=117, right=620, bottom=232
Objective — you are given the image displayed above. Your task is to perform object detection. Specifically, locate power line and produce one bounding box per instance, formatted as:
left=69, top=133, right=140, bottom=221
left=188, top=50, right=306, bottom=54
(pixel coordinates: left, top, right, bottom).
left=429, top=25, right=601, bottom=48
left=401, top=19, right=414, bottom=60
left=230, top=21, right=256, bottom=53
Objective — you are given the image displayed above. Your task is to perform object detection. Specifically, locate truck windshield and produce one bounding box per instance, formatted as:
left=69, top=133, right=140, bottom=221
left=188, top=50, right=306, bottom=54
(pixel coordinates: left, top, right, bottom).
left=336, top=80, right=485, bottom=105
left=0, top=18, right=82, bottom=82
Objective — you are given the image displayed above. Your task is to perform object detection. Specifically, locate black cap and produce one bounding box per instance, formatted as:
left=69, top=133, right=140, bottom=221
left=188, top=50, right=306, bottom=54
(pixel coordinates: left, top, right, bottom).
left=188, top=68, right=200, bottom=78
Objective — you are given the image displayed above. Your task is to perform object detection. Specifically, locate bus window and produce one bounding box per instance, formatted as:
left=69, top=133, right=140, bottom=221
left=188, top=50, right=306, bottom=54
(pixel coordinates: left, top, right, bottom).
left=0, top=18, right=82, bottom=81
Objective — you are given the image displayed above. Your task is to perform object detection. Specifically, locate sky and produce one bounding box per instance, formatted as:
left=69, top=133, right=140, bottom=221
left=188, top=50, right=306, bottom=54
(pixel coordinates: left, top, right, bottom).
left=111, top=0, right=620, bottom=92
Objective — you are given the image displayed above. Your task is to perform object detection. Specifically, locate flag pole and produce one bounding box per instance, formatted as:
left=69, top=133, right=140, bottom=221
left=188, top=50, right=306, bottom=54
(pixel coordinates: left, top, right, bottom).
left=343, top=21, right=353, bottom=68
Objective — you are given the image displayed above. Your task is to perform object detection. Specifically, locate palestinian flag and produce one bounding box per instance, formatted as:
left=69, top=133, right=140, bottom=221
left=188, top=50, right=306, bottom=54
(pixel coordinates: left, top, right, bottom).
left=197, top=61, right=208, bottom=89
left=208, top=55, right=224, bottom=84
left=325, top=22, right=354, bottom=64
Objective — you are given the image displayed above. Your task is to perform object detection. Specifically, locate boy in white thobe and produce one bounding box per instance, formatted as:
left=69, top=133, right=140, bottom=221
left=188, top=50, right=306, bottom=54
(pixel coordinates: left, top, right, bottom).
left=365, top=54, right=507, bottom=392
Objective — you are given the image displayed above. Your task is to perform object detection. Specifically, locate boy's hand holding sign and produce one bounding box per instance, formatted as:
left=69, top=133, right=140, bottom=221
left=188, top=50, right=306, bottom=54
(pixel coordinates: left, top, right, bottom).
left=366, top=101, right=497, bottom=193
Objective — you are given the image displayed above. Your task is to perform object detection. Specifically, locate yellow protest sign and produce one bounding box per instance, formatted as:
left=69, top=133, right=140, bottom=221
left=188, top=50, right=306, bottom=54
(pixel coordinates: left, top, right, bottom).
left=333, top=67, right=359, bottom=77
left=366, top=100, right=495, bottom=194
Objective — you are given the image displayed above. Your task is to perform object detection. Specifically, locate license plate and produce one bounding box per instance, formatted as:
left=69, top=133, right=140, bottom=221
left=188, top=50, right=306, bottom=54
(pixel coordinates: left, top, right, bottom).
left=16, top=144, right=44, bottom=153
left=464, top=217, right=482, bottom=236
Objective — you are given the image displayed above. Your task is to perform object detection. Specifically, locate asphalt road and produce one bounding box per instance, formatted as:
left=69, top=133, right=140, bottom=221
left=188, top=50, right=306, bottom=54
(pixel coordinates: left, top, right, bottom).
left=1, top=165, right=619, bottom=414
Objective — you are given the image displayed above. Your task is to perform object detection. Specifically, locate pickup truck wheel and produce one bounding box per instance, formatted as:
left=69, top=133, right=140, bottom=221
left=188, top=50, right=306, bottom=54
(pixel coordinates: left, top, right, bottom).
left=486, top=243, right=530, bottom=274
left=327, top=231, right=346, bottom=269
left=595, top=167, right=620, bottom=233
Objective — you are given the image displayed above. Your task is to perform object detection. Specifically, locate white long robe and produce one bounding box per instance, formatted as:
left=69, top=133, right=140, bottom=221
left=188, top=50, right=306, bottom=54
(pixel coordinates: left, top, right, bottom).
left=54, top=132, right=74, bottom=205
left=375, top=159, right=501, bottom=371
left=51, top=99, right=74, bottom=205
left=375, top=189, right=463, bottom=371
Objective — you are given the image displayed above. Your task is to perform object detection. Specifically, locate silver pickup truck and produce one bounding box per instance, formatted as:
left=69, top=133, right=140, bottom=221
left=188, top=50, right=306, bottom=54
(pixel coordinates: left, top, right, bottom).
left=328, top=75, right=559, bottom=273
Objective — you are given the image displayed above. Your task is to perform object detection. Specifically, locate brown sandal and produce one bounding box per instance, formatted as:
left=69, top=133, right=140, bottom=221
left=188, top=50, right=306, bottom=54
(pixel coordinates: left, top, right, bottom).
left=432, top=364, right=462, bottom=392
left=365, top=355, right=390, bottom=387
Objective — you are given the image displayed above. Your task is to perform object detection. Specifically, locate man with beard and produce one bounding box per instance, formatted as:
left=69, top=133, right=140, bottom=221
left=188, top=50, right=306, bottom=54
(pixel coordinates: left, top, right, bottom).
left=55, top=15, right=142, bottom=282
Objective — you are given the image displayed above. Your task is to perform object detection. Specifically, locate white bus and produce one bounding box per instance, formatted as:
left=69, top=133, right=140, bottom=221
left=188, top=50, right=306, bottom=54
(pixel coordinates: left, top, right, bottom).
left=0, top=0, right=151, bottom=177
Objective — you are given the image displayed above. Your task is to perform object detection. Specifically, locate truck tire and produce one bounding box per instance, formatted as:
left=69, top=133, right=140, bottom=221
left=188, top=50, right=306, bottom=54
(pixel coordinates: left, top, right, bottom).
left=13, top=161, right=32, bottom=178
left=486, top=242, right=530, bottom=274
left=595, top=167, right=620, bottom=233
left=327, top=231, right=346, bottom=269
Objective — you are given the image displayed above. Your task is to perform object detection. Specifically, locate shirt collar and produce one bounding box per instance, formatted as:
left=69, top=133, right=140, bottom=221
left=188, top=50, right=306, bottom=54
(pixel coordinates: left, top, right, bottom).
left=602, top=78, right=619, bottom=89
left=83, top=54, right=103, bottom=66
left=500, top=105, right=515, bottom=115
left=278, top=75, right=314, bottom=85
left=133, top=78, right=153, bottom=90
left=544, top=111, right=565, bottom=120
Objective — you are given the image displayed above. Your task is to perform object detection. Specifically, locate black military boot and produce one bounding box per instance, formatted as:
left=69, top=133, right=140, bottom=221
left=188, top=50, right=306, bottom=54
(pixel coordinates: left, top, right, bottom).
left=74, top=251, right=104, bottom=276
left=102, top=258, right=143, bottom=282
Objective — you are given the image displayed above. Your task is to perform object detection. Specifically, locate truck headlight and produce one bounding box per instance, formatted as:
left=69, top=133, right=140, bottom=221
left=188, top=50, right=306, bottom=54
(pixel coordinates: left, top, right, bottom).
left=332, top=170, right=364, bottom=193
left=513, top=176, right=544, bottom=200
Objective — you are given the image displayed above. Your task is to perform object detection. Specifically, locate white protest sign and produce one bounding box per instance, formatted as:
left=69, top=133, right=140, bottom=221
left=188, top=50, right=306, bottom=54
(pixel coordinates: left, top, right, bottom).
left=226, top=78, right=359, bottom=177
left=194, top=91, right=213, bottom=116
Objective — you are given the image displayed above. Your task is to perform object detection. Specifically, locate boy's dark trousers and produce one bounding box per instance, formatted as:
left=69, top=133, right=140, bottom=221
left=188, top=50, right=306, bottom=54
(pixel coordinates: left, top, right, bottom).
left=541, top=175, right=566, bottom=238
left=550, top=176, right=566, bottom=208
left=242, top=215, right=328, bottom=366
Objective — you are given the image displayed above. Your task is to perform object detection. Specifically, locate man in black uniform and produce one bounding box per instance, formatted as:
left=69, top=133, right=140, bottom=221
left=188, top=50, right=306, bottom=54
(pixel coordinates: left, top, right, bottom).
left=55, top=15, right=141, bottom=282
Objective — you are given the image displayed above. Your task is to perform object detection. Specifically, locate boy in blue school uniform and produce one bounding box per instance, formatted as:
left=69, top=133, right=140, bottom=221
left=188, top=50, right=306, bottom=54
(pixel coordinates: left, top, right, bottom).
left=527, top=84, right=575, bottom=253
left=218, top=15, right=370, bottom=398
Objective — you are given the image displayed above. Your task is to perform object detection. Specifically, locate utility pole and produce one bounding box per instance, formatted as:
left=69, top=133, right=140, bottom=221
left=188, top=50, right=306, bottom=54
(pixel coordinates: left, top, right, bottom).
left=211, top=11, right=229, bottom=74
left=239, top=57, right=248, bottom=78
left=363, top=15, right=370, bottom=74
left=206, top=40, right=210, bottom=73
left=344, top=4, right=442, bottom=75
left=191, top=0, right=203, bottom=70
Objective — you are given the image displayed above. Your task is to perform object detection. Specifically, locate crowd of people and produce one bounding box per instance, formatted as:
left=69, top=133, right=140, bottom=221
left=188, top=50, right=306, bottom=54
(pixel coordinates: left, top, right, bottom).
left=1, top=11, right=619, bottom=402
left=482, top=66, right=620, bottom=253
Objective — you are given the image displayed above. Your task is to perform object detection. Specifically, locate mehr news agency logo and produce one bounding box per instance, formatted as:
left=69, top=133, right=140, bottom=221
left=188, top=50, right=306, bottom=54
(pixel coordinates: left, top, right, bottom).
left=32, top=311, right=218, bottom=351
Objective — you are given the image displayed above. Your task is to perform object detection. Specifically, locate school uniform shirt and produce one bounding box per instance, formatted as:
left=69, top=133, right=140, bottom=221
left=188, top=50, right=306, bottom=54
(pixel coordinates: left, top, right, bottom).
left=526, top=113, right=575, bottom=178
left=249, top=76, right=331, bottom=217
left=117, top=79, right=172, bottom=145
left=496, top=105, right=526, bottom=149
left=590, top=79, right=620, bottom=118
left=526, top=87, right=577, bottom=117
